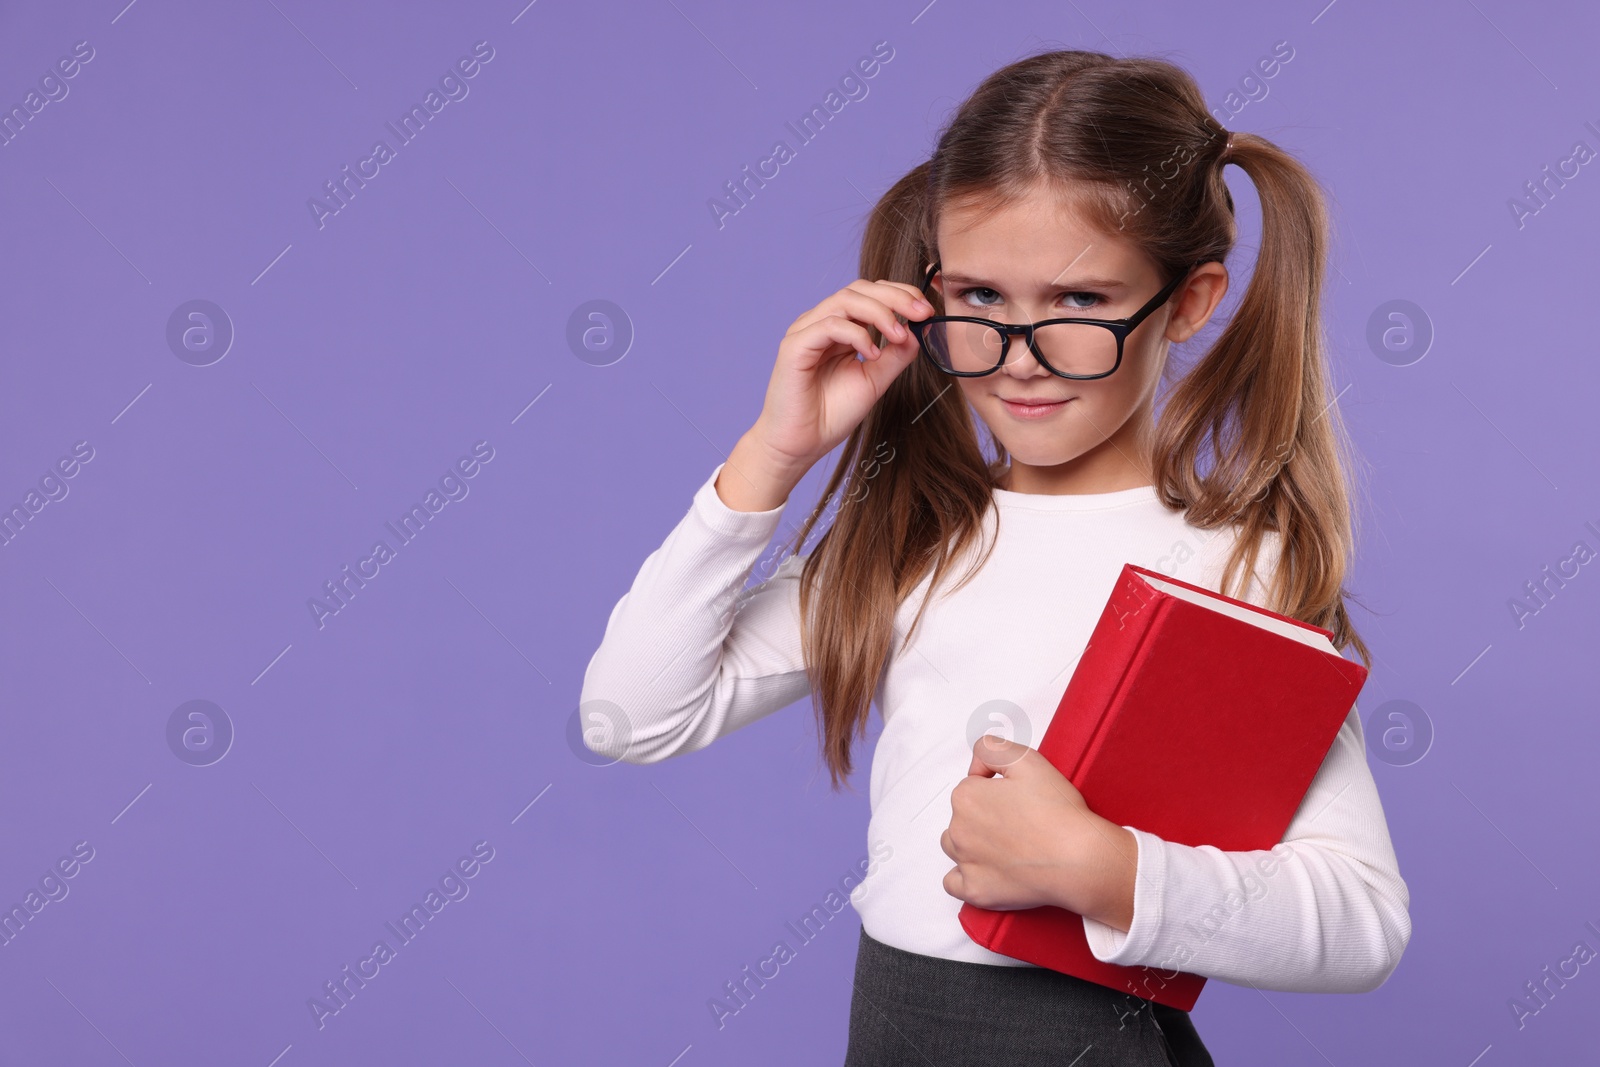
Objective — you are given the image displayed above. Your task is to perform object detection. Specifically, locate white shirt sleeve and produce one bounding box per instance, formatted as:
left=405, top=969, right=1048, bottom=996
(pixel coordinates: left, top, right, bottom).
left=578, top=461, right=812, bottom=764
left=1080, top=703, right=1412, bottom=993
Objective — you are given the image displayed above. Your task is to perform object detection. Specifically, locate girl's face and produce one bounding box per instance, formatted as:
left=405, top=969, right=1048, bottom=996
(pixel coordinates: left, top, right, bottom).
left=931, top=186, right=1227, bottom=494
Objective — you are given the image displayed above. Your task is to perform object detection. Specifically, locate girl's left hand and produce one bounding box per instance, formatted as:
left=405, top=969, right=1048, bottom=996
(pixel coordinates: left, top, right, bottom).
left=940, top=735, right=1137, bottom=925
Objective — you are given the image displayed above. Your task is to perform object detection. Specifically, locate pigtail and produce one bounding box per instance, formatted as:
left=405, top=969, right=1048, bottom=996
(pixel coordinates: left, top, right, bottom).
left=1151, top=133, right=1372, bottom=668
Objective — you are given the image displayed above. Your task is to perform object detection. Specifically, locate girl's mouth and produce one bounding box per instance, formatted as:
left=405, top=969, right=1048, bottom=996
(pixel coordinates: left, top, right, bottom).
left=999, top=397, right=1071, bottom=419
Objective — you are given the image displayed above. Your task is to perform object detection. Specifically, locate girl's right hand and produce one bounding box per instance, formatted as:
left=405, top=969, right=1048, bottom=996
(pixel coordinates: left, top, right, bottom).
left=750, top=278, right=934, bottom=473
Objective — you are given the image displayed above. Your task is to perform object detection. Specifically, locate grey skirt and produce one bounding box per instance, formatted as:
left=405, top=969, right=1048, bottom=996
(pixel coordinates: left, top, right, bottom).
left=844, top=926, right=1215, bottom=1066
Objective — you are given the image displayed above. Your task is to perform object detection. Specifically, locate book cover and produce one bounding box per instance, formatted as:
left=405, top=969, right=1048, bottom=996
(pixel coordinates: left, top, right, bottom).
left=958, top=562, right=1369, bottom=1011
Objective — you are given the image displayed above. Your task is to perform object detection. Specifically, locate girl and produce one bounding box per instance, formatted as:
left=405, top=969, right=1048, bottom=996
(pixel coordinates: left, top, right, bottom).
left=581, top=49, right=1411, bottom=1066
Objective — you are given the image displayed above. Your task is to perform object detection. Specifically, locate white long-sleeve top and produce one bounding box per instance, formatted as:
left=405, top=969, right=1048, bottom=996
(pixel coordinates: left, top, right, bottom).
left=580, top=460, right=1412, bottom=994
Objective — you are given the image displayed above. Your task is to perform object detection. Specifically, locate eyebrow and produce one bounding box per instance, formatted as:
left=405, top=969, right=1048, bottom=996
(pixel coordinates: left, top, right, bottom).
left=938, top=270, right=1128, bottom=291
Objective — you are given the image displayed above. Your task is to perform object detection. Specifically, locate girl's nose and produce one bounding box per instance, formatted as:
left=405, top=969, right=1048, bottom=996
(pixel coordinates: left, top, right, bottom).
left=1000, top=335, right=1049, bottom=376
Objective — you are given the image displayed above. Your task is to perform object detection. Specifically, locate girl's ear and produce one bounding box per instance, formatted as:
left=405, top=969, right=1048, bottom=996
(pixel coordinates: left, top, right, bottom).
left=1165, top=262, right=1229, bottom=344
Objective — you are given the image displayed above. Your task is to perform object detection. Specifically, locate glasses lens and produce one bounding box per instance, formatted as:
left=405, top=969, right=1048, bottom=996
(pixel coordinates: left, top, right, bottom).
left=921, top=320, right=1118, bottom=377
left=923, top=320, right=1002, bottom=374
left=1033, top=322, right=1119, bottom=377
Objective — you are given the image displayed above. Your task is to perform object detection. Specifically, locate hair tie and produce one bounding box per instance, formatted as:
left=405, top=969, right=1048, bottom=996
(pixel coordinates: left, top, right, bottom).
left=1221, top=131, right=1236, bottom=164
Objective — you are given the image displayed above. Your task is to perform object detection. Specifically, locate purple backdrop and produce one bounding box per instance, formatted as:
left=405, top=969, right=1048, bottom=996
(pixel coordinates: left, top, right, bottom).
left=0, top=0, right=1596, bottom=1063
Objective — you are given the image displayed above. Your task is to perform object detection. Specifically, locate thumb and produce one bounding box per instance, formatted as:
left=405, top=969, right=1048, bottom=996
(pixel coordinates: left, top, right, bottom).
left=860, top=330, right=921, bottom=394
left=968, top=734, right=1032, bottom=776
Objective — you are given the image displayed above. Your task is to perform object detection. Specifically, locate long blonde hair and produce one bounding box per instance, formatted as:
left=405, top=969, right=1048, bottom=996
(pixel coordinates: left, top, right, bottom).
left=774, top=49, right=1371, bottom=790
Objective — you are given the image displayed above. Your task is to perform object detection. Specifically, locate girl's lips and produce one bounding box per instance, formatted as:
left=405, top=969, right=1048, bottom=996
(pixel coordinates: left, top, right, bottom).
left=999, top=397, right=1072, bottom=419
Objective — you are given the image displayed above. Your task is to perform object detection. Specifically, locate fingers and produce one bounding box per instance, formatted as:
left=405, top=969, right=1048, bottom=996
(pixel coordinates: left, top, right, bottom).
left=790, top=279, right=934, bottom=344
left=787, top=314, right=885, bottom=368
left=845, top=278, right=935, bottom=323
left=790, top=290, right=906, bottom=350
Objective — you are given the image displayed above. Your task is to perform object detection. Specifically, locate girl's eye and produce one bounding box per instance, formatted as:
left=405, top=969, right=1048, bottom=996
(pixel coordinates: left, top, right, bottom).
left=954, top=287, right=1106, bottom=312
left=1059, top=292, right=1105, bottom=312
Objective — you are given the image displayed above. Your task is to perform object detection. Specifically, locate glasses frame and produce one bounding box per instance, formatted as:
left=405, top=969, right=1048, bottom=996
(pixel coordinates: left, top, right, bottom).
left=907, top=259, right=1207, bottom=380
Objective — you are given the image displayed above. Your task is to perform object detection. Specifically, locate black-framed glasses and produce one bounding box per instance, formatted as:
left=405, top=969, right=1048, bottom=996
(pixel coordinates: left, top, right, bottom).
left=907, top=259, right=1205, bottom=379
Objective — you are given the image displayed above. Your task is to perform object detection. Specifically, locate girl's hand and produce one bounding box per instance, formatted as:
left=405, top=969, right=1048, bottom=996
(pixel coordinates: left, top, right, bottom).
left=750, top=279, right=932, bottom=471
left=940, top=736, right=1138, bottom=929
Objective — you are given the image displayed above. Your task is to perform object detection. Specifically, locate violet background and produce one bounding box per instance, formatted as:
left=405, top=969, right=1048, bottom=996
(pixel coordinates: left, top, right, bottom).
left=0, top=0, right=1595, bottom=1063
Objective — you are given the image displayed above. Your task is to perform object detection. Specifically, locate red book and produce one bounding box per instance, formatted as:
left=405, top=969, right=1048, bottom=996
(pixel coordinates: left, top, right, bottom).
left=957, top=561, right=1369, bottom=1011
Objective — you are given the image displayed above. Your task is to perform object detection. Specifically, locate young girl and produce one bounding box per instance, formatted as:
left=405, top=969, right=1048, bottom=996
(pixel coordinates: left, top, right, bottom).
left=580, top=49, right=1411, bottom=1066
